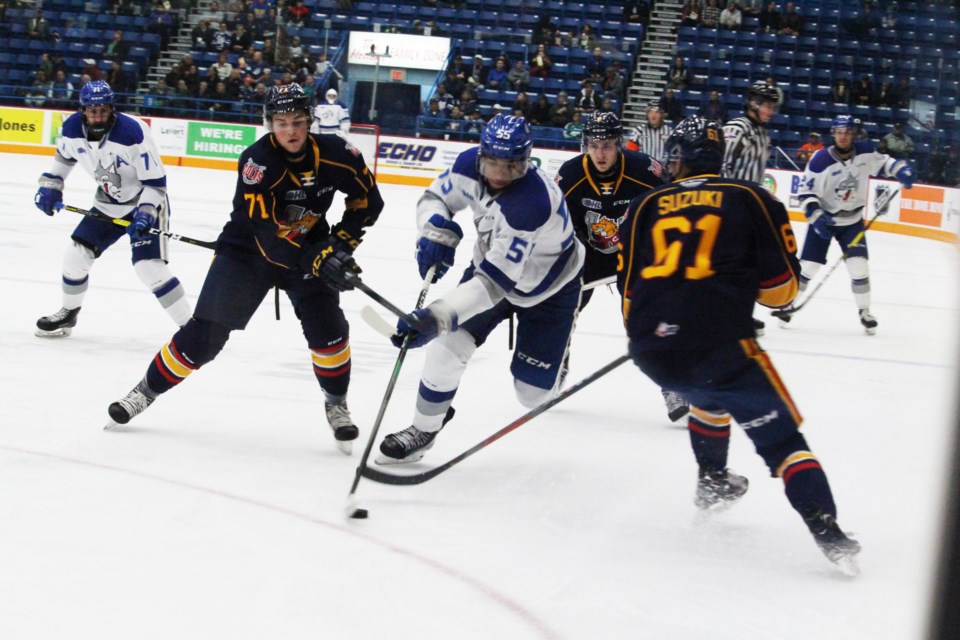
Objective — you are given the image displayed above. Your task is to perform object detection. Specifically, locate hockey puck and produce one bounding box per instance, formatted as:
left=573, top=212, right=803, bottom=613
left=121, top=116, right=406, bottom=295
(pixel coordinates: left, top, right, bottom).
left=349, top=508, right=369, bottom=519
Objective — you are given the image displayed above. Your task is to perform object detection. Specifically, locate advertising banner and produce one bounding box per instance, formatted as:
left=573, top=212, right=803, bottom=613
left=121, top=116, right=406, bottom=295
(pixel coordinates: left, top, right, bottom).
left=185, top=122, right=258, bottom=159
left=347, top=32, right=451, bottom=71
left=0, top=107, right=44, bottom=144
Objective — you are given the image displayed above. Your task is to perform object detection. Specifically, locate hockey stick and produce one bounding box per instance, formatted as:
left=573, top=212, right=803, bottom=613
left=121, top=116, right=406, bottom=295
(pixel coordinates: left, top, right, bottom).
left=789, top=188, right=898, bottom=314
left=343, top=271, right=420, bottom=326
left=359, top=353, right=631, bottom=486
left=345, top=265, right=437, bottom=518
left=63, top=205, right=217, bottom=250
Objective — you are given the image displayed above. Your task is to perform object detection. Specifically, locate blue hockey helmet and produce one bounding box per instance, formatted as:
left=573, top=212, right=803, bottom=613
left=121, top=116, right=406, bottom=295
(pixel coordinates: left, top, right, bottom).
left=479, top=114, right=532, bottom=162
left=831, top=115, right=856, bottom=133
left=664, top=115, right=725, bottom=179
left=79, top=80, right=115, bottom=107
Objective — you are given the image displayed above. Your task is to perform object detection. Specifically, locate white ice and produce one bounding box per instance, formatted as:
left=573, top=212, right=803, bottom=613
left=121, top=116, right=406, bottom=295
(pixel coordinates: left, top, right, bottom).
left=0, top=152, right=957, bottom=640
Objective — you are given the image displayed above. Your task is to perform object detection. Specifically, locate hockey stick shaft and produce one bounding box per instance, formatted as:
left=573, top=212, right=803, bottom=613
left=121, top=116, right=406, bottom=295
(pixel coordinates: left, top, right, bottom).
left=347, top=266, right=437, bottom=498
left=343, top=271, right=420, bottom=326
left=582, top=275, right=616, bottom=292
left=63, top=205, right=217, bottom=250
left=359, top=353, right=631, bottom=486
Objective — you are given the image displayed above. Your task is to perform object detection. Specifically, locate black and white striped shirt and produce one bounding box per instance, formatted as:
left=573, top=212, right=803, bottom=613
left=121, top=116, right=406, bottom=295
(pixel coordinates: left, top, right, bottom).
left=721, top=116, right=770, bottom=183
left=629, top=122, right=673, bottom=163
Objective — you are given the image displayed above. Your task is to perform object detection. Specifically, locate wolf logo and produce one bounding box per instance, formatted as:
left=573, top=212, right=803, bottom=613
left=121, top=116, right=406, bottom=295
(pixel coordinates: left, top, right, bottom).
left=94, top=159, right=122, bottom=200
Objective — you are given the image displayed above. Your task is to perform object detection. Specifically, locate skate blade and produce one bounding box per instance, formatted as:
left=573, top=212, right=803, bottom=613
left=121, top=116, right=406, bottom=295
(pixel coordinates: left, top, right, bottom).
left=336, top=440, right=353, bottom=455
left=833, top=555, right=860, bottom=578
left=667, top=406, right=689, bottom=423
left=35, top=327, right=73, bottom=338
left=777, top=319, right=791, bottom=328
left=374, top=450, right=427, bottom=466
left=864, top=327, right=877, bottom=336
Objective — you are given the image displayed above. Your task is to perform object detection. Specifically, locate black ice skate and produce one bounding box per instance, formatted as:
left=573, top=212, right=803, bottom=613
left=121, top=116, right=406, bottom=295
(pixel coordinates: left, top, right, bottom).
left=771, top=305, right=795, bottom=328
left=859, top=309, right=878, bottom=335
left=325, top=401, right=359, bottom=455
left=806, top=511, right=861, bottom=577
left=661, top=390, right=689, bottom=423
left=376, top=407, right=456, bottom=465
left=35, top=306, right=81, bottom=338
left=695, top=468, right=749, bottom=511
left=752, top=317, right=765, bottom=337
left=107, top=382, right=156, bottom=427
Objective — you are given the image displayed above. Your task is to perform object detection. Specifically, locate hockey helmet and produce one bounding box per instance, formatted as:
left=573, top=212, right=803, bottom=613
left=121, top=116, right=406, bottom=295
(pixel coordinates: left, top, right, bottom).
left=263, top=82, right=311, bottom=127
left=582, top=112, right=623, bottom=144
left=664, top=115, right=725, bottom=179
left=831, top=115, right=856, bottom=132
left=746, top=80, right=780, bottom=106
left=479, top=114, right=532, bottom=162
left=79, top=80, right=115, bottom=107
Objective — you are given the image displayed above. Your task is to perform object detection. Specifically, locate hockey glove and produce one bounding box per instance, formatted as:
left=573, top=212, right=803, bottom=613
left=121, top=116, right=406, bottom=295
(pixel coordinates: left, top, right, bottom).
left=127, top=204, right=158, bottom=240
left=390, top=301, right=458, bottom=349
left=299, top=239, right=361, bottom=292
left=416, top=214, right=463, bottom=282
left=805, top=205, right=834, bottom=239
left=34, top=173, right=64, bottom=216
left=895, top=164, right=915, bottom=189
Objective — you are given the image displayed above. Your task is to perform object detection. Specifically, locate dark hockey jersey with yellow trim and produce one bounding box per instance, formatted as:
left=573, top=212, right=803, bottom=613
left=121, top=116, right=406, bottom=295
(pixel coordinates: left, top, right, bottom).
left=618, top=173, right=799, bottom=350
left=216, top=132, right=383, bottom=269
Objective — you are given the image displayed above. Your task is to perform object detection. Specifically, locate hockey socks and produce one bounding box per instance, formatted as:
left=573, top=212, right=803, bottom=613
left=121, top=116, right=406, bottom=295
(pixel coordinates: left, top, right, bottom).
left=687, top=407, right=732, bottom=472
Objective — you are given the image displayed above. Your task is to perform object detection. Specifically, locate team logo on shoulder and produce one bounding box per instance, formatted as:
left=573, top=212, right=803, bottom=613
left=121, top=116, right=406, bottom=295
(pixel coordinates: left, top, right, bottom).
left=654, top=322, right=679, bottom=338
left=649, top=158, right=663, bottom=177
left=242, top=158, right=266, bottom=185
left=345, top=142, right=360, bottom=157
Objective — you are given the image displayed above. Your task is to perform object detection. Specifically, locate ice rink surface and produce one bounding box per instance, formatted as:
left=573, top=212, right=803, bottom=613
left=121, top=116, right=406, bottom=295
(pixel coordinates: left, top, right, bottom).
left=1, top=151, right=957, bottom=639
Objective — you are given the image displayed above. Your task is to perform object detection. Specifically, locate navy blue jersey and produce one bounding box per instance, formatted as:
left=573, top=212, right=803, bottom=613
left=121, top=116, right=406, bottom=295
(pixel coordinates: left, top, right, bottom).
left=216, top=132, right=383, bottom=269
left=618, top=173, right=799, bottom=350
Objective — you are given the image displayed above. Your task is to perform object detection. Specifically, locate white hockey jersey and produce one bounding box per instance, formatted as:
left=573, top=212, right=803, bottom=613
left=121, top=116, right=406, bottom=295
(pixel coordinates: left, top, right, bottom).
left=47, top=112, right=167, bottom=218
left=798, top=142, right=906, bottom=227
left=311, top=100, right=351, bottom=135
left=416, top=147, right=584, bottom=322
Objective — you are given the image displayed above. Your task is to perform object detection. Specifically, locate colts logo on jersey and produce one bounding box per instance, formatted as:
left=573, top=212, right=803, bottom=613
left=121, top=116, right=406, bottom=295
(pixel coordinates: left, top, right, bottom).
left=94, top=159, right=122, bottom=200
left=275, top=204, right=320, bottom=241
left=242, top=158, right=265, bottom=185
left=586, top=210, right=622, bottom=254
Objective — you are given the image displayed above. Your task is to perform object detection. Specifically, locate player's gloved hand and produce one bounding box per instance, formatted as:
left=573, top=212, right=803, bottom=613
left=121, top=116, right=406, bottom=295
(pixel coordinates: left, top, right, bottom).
left=416, top=214, right=463, bottom=282
left=805, top=205, right=834, bottom=239
left=390, top=301, right=458, bottom=349
left=127, top=204, right=158, bottom=239
left=34, top=173, right=64, bottom=216
left=299, top=239, right=362, bottom=292
left=895, top=164, right=915, bottom=189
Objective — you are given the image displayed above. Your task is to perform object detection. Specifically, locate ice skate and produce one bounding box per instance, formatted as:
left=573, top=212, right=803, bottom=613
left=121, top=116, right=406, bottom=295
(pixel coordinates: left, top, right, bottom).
left=661, top=390, right=689, bottom=423
left=771, top=305, right=795, bottom=328
left=752, top=317, right=765, bottom=337
left=695, top=468, right=749, bottom=511
left=859, top=309, right=878, bottom=335
left=558, top=352, right=570, bottom=390
left=325, top=401, right=359, bottom=455
left=35, top=306, right=80, bottom=337
left=376, top=407, right=456, bottom=465
left=806, top=511, right=861, bottom=577
left=107, top=382, right=156, bottom=427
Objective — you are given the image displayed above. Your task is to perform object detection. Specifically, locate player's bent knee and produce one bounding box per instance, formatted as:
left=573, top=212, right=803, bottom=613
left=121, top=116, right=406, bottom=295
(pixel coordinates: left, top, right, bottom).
left=845, top=256, right=869, bottom=280
left=514, top=379, right=555, bottom=409
left=174, top=317, right=231, bottom=366
left=133, top=258, right=176, bottom=290
left=63, top=240, right=96, bottom=278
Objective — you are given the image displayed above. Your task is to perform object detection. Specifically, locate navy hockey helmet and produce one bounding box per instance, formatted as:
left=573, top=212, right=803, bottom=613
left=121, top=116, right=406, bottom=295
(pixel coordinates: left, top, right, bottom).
left=79, top=80, right=115, bottom=107
left=582, top=112, right=624, bottom=145
left=664, top=115, right=725, bottom=178
left=263, top=82, right=311, bottom=127
left=831, top=115, right=856, bottom=133
left=479, top=114, right=533, bottom=162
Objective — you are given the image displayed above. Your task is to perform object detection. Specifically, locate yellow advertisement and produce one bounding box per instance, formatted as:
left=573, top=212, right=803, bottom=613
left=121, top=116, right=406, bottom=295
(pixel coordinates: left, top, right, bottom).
left=0, top=108, right=45, bottom=144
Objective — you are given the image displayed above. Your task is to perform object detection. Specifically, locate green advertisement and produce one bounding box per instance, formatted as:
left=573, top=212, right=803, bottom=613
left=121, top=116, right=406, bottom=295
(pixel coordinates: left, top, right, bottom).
left=47, top=111, right=73, bottom=145
left=186, top=122, right=257, bottom=159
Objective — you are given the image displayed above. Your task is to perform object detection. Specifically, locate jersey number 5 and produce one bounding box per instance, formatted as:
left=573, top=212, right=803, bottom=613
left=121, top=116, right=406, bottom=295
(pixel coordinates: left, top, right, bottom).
left=641, top=214, right=720, bottom=280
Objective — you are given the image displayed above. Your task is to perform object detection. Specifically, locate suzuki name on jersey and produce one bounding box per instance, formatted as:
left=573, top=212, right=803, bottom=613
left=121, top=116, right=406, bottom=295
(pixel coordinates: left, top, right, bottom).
left=658, top=190, right=723, bottom=215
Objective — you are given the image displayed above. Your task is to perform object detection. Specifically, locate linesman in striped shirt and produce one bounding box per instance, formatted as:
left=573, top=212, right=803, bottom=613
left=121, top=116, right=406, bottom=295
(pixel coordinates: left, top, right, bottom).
left=722, top=80, right=780, bottom=334
left=626, top=102, right=673, bottom=163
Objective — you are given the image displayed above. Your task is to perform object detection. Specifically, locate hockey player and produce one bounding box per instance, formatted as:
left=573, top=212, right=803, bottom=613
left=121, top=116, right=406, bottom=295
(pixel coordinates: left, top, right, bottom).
left=722, top=80, right=780, bottom=336
left=310, top=87, right=351, bottom=136
left=33, top=80, right=192, bottom=337
left=556, top=112, right=687, bottom=422
left=376, top=114, right=584, bottom=464
left=772, top=114, right=915, bottom=334
left=619, top=116, right=861, bottom=574
left=107, top=83, right=384, bottom=454
left=625, top=102, right=672, bottom=163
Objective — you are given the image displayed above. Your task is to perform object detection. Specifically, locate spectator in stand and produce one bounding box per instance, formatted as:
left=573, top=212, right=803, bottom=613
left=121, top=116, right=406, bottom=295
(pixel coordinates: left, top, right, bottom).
left=314, top=53, right=343, bottom=93
left=444, top=68, right=466, bottom=100
left=843, top=1, right=882, bottom=39
left=550, top=91, right=574, bottom=126
left=586, top=46, right=609, bottom=81
left=602, top=66, right=625, bottom=100
left=507, top=59, right=531, bottom=91
left=666, top=56, right=689, bottom=91
left=881, top=3, right=898, bottom=29
left=467, top=55, right=488, bottom=89
left=702, top=89, right=728, bottom=123
left=623, top=0, right=650, bottom=27
left=212, top=50, right=234, bottom=81
left=681, top=0, right=702, bottom=27
left=879, top=122, right=914, bottom=159
left=851, top=75, right=874, bottom=107
left=875, top=80, right=896, bottom=108
left=24, top=71, right=51, bottom=108
left=533, top=14, right=557, bottom=45
left=796, top=131, right=823, bottom=165
left=778, top=2, right=802, bottom=36
left=37, top=54, right=55, bottom=82
left=563, top=110, right=585, bottom=140
left=51, top=53, right=69, bottom=78
left=287, top=0, right=309, bottom=25
left=830, top=78, right=851, bottom=105
left=445, top=105, right=465, bottom=138
left=195, top=80, right=212, bottom=106
left=173, top=79, right=193, bottom=117
left=257, top=67, right=274, bottom=89
left=529, top=93, right=552, bottom=125
left=147, top=3, right=176, bottom=50
left=511, top=91, right=533, bottom=119
left=597, top=96, right=615, bottom=115
left=486, top=57, right=509, bottom=91
left=529, top=44, right=553, bottom=78
left=701, top=0, right=722, bottom=28
left=720, top=2, right=743, bottom=30
left=191, top=19, right=215, bottom=51
left=105, top=61, right=129, bottom=96
left=232, top=24, right=253, bottom=54
left=459, top=88, right=478, bottom=119
left=82, top=59, right=103, bottom=83
left=893, top=77, right=912, bottom=108
left=740, top=0, right=762, bottom=16
left=659, top=87, right=684, bottom=122
left=288, top=36, right=304, bottom=62
left=27, top=8, right=50, bottom=40
left=225, top=69, right=245, bottom=100
left=576, top=81, right=603, bottom=114
left=852, top=118, right=869, bottom=142
left=104, top=30, right=129, bottom=61
left=210, top=81, right=235, bottom=120
left=759, top=1, right=780, bottom=33
left=446, top=54, right=469, bottom=88
left=143, top=78, right=176, bottom=116
left=47, top=70, right=75, bottom=109
left=575, top=24, right=597, bottom=50
left=434, top=82, right=458, bottom=115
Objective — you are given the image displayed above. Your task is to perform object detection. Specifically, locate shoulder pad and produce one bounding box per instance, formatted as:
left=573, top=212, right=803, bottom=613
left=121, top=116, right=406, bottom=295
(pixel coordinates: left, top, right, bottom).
left=108, top=113, right=146, bottom=146
left=60, top=113, right=86, bottom=139
left=806, top=149, right=833, bottom=173
left=451, top=146, right=481, bottom=181
left=496, top=170, right=553, bottom=232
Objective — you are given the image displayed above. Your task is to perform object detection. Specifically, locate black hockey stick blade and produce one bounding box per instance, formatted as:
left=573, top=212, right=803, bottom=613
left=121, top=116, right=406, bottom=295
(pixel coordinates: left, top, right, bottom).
left=63, top=205, right=217, bottom=250
left=359, top=353, right=632, bottom=486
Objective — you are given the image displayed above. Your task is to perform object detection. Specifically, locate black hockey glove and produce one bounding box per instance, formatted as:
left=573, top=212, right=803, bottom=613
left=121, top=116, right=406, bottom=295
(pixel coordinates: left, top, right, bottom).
left=299, top=224, right=365, bottom=292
